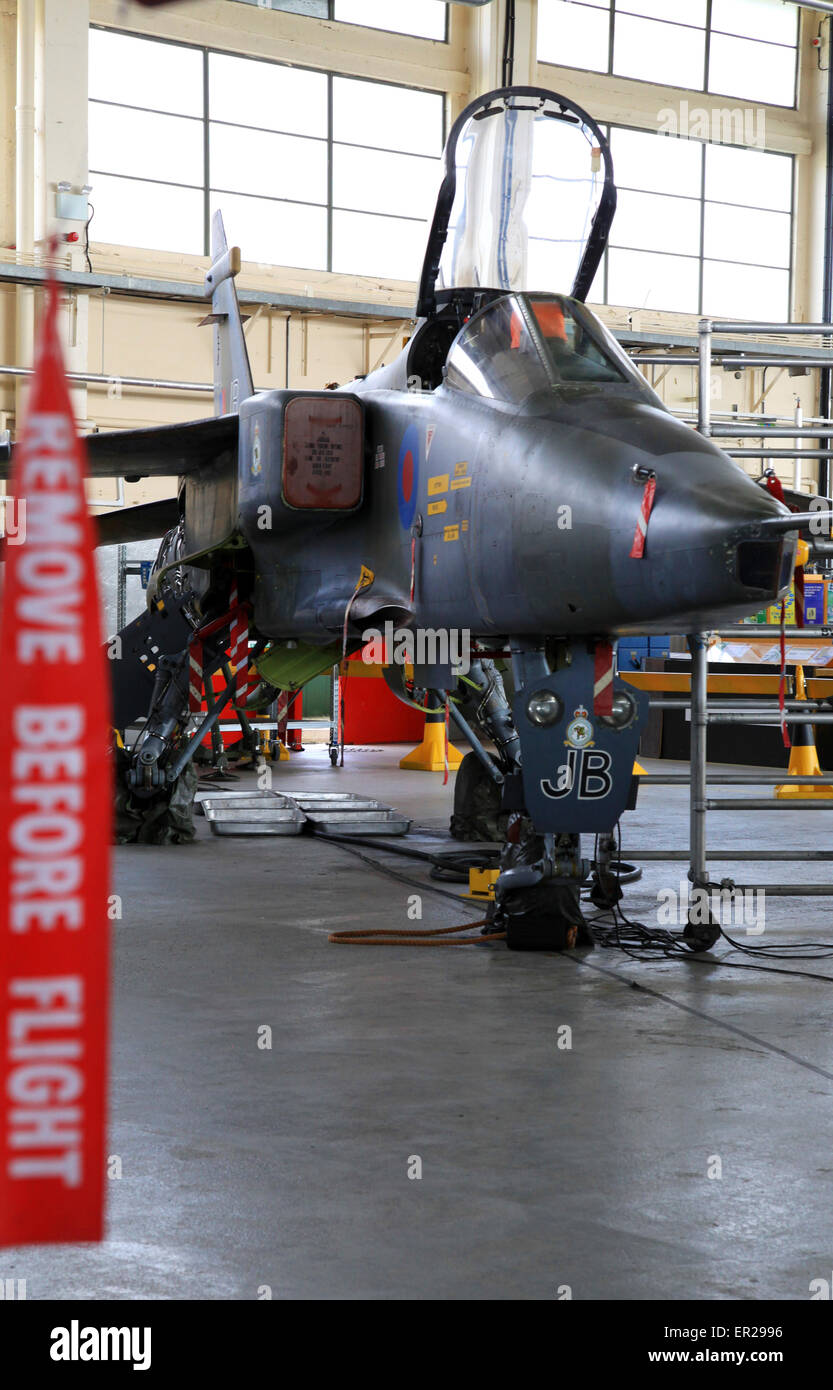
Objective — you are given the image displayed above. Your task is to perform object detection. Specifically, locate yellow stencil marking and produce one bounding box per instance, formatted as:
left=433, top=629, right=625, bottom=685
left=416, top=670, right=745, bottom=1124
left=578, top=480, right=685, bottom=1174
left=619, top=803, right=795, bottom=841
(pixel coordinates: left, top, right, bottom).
left=454, top=461, right=468, bottom=477
left=443, top=524, right=460, bottom=542
left=451, top=476, right=471, bottom=491
left=428, top=474, right=449, bottom=496
left=427, top=499, right=447, bottom=515
left=462, top=520, right=469, bottom=532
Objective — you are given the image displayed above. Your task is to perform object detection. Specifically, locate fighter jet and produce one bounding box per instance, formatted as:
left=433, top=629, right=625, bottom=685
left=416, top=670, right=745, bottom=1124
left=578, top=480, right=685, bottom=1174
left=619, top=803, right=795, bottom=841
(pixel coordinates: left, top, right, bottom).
left=0, top=85, right=810, bottom=946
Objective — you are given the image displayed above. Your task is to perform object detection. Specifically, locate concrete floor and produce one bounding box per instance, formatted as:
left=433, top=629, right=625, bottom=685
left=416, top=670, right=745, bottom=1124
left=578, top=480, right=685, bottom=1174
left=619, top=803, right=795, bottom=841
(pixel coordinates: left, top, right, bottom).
left=5, top=746, right=833, bottom=1300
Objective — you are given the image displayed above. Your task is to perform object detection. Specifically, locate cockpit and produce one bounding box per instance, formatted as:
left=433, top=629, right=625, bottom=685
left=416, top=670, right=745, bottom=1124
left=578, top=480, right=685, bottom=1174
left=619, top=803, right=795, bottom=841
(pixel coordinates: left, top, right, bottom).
left=392, top=85, right=636, bottom=399
left=447, top=291, right=636, bottom=405
left=374, top=85, right=661, bottom=407
left=444, top=293, right=632, bottom=405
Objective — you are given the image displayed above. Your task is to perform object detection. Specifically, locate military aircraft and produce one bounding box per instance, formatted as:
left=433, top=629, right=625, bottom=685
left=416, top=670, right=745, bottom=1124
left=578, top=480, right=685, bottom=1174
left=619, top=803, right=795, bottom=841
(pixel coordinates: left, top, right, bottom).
left=0, top=85, right=815, bottom=946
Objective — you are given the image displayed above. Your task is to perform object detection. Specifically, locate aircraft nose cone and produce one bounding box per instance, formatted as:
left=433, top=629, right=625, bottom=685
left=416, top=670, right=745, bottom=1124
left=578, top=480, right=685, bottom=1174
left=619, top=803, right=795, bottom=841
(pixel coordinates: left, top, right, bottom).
left=622, top=452, right=796, bottom=625
left=545, top=394, right=794, bottom=618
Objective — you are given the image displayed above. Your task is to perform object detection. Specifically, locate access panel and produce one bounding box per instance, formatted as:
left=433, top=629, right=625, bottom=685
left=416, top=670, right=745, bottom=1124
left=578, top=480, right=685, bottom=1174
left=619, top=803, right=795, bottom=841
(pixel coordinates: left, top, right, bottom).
left=282, top=396, right=364, bottom=511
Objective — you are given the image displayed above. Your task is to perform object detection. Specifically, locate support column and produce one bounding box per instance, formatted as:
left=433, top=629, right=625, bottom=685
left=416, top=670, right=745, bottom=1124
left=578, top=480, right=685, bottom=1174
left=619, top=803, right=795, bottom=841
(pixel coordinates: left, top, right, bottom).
left=688, top=632, right=709, bottom=892
left=15, top=0, right=37, bottom=431
left=40, top=0, right=91, bottom=426
left=508, top=0, right=538, bottom=87
left=468, top=0, right=539, bottom=97
left=15, top=1, right=90, bottom=433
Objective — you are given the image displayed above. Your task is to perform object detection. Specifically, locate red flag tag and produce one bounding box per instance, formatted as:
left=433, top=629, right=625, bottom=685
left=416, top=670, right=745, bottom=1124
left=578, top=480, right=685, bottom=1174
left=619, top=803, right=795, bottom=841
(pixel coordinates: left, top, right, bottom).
left=593, top=642, right=615, bottom=716
left=229, top=584, right=249, bottom=704
left=0, top=269, right=111, bottom=1245
left=188, top=638, right=204, bottom=714
left=629, top=476, right=656, bottom=559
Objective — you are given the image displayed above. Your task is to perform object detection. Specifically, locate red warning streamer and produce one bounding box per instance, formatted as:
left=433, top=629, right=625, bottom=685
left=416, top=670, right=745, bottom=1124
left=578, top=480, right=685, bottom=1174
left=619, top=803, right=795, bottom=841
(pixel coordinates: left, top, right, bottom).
left=629, top=476, right=656, bottom=559
left=593, top=641, right=615, bottom=717
left=765, top=469, right=804, bottom=630
left=0, top=261, right=111, bottom=1246
left=228, top=584, right=249, bottom=704
left=188, top=639, right=204, bottom=715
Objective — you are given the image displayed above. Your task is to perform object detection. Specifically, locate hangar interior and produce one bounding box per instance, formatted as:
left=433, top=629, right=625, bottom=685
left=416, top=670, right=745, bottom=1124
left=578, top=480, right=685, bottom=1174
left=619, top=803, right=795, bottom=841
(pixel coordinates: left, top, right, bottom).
left=3, top=0, right=833, bottom=1304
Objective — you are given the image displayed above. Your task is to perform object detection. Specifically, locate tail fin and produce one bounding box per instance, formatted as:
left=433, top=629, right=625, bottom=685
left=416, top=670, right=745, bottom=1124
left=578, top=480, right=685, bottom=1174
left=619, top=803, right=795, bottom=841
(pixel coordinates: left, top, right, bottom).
left=202, top=210, right=254, bottom=416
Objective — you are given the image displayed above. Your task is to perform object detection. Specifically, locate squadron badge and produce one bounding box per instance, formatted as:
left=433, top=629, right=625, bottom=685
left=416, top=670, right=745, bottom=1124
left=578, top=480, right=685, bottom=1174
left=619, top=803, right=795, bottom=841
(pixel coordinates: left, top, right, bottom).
left=565, top=705, right=594, bottom=750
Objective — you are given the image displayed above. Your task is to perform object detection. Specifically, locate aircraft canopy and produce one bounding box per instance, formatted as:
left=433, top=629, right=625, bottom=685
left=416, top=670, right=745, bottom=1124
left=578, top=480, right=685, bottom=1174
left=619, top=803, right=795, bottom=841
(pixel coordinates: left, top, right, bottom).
left=418, top=87, right=615, bottom=318
left=444, top=293, right=632, bottom=405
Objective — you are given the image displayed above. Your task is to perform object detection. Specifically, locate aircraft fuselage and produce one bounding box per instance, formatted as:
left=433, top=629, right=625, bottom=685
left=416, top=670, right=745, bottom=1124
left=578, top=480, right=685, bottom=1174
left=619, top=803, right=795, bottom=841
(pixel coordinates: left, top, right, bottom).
left=239, top=371, right=793, bottom=648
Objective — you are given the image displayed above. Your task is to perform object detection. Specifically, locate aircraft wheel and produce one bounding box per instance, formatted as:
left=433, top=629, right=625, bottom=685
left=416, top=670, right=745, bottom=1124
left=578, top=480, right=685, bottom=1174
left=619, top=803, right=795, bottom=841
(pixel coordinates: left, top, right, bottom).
left=114, top=756, right=198, bottom=845
left=450, top=750, right=506, bottom=841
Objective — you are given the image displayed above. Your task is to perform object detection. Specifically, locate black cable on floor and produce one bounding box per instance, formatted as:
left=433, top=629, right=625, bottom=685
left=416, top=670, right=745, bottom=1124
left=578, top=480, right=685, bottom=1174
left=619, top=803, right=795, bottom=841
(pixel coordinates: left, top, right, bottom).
left=312, top=832, right=487, bottom=913
left=316, top=823, right=833, bottom=983
left=312, top=831, right=498, bottom=877
left=587, top=821, right=833, bottom=983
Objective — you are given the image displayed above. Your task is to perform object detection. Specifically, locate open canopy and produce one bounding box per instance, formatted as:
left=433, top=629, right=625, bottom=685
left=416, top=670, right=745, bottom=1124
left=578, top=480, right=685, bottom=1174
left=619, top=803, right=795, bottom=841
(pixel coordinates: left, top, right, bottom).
left=417, top=86, right=615, bottom=319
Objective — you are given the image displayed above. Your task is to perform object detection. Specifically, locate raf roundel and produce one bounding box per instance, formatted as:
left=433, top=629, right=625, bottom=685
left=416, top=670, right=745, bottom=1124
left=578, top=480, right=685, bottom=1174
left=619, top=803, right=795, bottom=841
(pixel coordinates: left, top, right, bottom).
left=397, top=424, right=420, bottom=530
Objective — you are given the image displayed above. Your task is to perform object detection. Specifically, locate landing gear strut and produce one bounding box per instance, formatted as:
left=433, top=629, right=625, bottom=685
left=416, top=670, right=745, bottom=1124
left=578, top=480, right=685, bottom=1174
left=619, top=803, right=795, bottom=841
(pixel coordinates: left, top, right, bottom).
left=448, top=638, right=649, bottom=950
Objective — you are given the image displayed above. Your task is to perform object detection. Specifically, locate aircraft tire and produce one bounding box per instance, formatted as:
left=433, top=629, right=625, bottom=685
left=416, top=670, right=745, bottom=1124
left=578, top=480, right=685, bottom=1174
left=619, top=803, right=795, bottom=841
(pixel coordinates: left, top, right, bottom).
left=114, top=754, right=198, bottom=845
left=450, top=750, right=507, bottom=842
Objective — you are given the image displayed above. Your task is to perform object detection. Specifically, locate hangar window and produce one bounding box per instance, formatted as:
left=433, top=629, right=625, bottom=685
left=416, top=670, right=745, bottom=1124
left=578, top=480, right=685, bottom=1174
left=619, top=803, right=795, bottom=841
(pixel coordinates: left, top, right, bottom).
left=539, top=0, right=799, bottom=109
left=590, top=125, right=793, bottom=319
left=88, top=30, right=205, bottom=254
left=227, top=0, right=448, bottom=42
left=89, top=27, right=444, bottom=279
left=234, top=1, right=329, bottom=15
left=331, top=77, right=445, bottom=278
left=207, top=52, right=329, bottom=269
left=333, top=1, right=447, bottom=41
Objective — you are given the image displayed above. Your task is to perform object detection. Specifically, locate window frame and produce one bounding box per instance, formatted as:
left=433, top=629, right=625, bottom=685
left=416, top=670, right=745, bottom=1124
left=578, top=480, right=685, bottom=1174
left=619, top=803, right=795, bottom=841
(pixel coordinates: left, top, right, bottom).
left=87, top=23, right=448, bottom=273
left=538, top=0, right=801, bottom=112
left=593, top=121, right=795, bottom=318
left=226, top=0, right=450, bottom=45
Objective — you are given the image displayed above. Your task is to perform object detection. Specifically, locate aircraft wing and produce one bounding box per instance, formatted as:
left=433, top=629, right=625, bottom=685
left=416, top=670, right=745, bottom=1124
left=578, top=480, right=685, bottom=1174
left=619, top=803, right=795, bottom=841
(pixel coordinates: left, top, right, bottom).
left=0, top=496, right=181, bottom=561
left=94, top=497, right=181, bottom=548
left=0, top=413, right=238, bottom=482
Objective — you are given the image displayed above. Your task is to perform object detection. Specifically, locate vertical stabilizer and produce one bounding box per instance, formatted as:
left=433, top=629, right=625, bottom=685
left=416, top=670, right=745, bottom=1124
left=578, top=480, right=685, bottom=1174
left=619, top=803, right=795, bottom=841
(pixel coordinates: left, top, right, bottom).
left=203, top=210, right=254, bottom=416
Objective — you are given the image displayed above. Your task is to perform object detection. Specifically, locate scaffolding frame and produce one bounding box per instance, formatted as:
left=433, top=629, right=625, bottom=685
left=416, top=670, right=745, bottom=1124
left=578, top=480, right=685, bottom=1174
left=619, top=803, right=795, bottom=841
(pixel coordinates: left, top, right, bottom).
left=625, top=318, right=833, bottom=903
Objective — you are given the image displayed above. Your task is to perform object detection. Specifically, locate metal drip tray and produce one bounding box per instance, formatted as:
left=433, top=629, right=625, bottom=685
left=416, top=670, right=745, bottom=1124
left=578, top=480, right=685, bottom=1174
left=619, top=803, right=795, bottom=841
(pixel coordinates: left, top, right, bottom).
left=195, top=790, right=281, bottom=810
left=287, top=791, right=411, bottom=836
left=286, top=794, right=386, bottom=811
left=201, top=793, right=306, bottom=836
